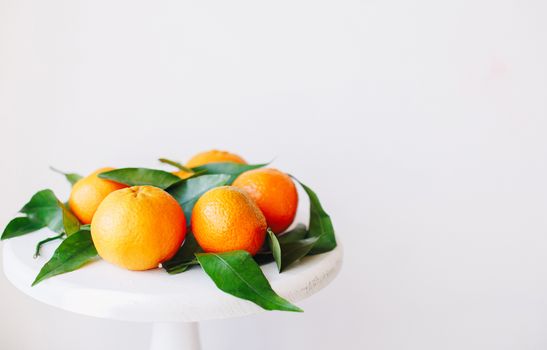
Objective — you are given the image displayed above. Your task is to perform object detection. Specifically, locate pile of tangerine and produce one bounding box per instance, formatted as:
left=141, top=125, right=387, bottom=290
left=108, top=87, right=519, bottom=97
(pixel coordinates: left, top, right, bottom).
left=69, top=150, right=298, bottom=271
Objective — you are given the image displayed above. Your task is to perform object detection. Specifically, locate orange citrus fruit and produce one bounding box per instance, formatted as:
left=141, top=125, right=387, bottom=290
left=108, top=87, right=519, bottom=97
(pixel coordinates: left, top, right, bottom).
left=191, top=186, right=267, bottom=255
left=233, top=168, right=298, bottom=234
left=68, top=167, right=127, bottom=224
left=91, top=186, right=186, bottom=271
left=186, top=150, right=246, bottom=168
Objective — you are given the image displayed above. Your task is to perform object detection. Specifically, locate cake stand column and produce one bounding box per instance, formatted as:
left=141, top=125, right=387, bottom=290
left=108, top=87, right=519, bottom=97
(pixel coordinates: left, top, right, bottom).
left=150, top=322, right=201, bottom=350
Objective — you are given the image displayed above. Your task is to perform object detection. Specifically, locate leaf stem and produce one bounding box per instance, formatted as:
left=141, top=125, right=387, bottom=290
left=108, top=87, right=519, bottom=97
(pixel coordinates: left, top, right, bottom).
left=158, top=158, right=194, bottom=173
left=49, top=166, right=64, bottom=174
left=33, top=233, right=65, bottom=259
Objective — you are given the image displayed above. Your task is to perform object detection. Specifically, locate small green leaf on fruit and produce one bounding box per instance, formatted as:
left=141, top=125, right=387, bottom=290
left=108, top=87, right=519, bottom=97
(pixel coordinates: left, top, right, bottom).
left=98, top=168, right=182, bottom=189
left=191, top=163, right=268, bottom=183
left=167, top=174, right=231, bottom=219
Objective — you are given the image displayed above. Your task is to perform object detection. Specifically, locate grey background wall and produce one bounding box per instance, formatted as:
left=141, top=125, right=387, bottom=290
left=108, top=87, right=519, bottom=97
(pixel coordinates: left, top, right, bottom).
left=1, top=0, right=547, bottom=349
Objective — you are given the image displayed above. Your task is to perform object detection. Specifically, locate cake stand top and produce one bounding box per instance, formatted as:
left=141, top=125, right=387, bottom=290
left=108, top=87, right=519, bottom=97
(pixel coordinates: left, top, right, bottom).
left=3, top=230, right=343, bottom=322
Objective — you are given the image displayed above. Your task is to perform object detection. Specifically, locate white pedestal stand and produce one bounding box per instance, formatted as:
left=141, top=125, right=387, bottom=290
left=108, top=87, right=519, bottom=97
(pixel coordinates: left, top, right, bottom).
left=3, top=230, right=343, bottom=350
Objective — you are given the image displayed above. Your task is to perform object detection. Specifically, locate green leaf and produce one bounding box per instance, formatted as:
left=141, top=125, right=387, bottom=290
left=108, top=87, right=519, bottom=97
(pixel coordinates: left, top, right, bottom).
left=293, top=179, right=337, bottom=254
left=158, top=158, right=193, bottom=173
left=280, top=237, right=320, bottom=272
left=57, top=201, right=80, bottom=236
left=162, top=233, right=201, bottom=274
left=278, top=223, right=308, bottom=244
left=50, top=167, right=83, bottom=186
left=191, top=162, right=268, bottom=183
left=267, top=226, right=319, bottom=272
left=80, top=224, right=91, bottom=231
left=32, top=230, right=98, bottom=286
left=196, top=250, right=302, bottom=312
left=167, top=174, right=232, bottom=219
left=1, top=217, right=45, bottom=240
left=20, top=189, right=63, bottom=233
left=267, top=229, right=282, bottom=271
left=98, top=168, right=181, bottom=189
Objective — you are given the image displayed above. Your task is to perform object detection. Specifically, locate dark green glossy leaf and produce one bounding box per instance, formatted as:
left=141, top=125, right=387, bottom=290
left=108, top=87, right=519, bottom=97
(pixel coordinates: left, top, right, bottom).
left=279, top=236, right=320, bottom=272
left=167, top=174, right=231, bottom=219
left=278, top=223, right=308, bottom=244
left=1, top=217, right=45, bottom=240
left=267, top=229, right=282, bottom=271
left=80, top=224, right=91, bottom=231
left=20, top=189, right=63, bottom=233
left=50, top=167, right=83, bottom=186
left=196, top=250, right=302, bottom=312
left=32, top=230, right=98, bottom=286
left=267, top=226, right=319, bottom=272
left=191, top=162, right=268, bottom=183
left=98, top=168, right=181, bottom=189
left=158, top=158, right=193, bottom=173
left=294, top=179, right=337, bottom=254
left=162, top=233, right=201, bottom=274
left=58, top=201, right=80, bottom=236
